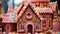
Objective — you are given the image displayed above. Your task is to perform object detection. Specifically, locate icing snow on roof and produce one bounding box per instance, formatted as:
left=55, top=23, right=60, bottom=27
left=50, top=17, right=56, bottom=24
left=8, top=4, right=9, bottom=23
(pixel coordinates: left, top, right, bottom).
left=2, top=11, right=17, bottom=23
left=34, top=8, right=53, bottom=13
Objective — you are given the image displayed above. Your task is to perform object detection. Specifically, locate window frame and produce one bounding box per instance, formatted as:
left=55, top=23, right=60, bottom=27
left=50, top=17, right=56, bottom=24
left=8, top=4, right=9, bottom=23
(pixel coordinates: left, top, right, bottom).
left=43, top=20, right=46, bottom=27
left=35, top=24, right=40, bottom=30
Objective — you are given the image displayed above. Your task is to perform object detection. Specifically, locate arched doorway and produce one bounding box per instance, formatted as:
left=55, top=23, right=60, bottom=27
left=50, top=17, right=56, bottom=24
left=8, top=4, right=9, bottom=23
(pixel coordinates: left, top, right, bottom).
left=27, top=24, right=33, bottom=34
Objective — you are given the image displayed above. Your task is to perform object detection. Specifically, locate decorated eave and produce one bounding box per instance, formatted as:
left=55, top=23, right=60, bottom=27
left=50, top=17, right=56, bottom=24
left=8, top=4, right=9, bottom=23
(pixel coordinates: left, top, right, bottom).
left=15, top=2, right=29, bottom=18
left=29, top=0, right=50, bottom=2
left=34, top=8, right=53, bottom=14
left=14, top=3, right=24, bottom=15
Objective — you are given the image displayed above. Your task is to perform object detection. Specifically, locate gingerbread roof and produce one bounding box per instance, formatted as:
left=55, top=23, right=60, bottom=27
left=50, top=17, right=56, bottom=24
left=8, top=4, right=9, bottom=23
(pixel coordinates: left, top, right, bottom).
left=16, top=3, right=41, bottom=22
left=28, top=0, right=50, bottom=2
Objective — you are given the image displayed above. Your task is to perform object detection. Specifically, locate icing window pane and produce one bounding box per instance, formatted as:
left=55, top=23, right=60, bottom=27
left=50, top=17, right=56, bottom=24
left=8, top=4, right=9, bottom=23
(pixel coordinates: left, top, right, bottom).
left=35, top=25, right=40, bottom=30
left=21, top=25, right=24, bottom=29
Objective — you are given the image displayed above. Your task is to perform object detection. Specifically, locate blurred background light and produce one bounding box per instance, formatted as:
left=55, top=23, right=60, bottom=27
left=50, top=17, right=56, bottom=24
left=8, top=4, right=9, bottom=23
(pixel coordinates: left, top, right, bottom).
left=14, top=0, right=22, bottom=5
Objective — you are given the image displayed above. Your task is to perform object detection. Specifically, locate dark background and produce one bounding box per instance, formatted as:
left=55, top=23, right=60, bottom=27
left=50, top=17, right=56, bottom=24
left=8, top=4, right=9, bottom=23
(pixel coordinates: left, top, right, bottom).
left=50, top=0, right=56, bottom=2
left=57, top=0, right=60, bottom=10
left=51, top=0, right=60, bottom=10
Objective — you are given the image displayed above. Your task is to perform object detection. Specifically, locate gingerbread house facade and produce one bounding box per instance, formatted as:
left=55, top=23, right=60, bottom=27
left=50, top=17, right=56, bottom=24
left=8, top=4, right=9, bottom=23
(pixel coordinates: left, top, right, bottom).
left=1, top=0, right=58, bottom=34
